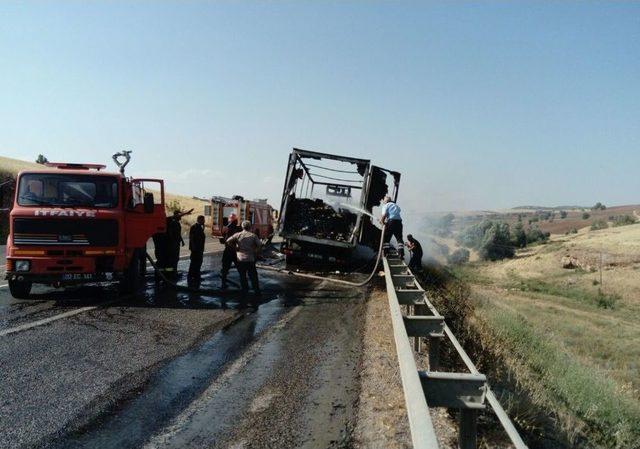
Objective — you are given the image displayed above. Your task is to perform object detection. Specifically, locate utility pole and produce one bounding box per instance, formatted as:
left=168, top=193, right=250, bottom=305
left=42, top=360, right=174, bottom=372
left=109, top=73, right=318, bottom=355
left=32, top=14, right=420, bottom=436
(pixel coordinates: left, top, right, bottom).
left=599, top=245, right=603, bottom=288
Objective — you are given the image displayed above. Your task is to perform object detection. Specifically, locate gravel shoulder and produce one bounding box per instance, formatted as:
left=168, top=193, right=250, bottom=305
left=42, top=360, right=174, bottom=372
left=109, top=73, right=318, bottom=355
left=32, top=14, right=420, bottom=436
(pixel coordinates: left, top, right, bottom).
left=353, top=286, right=412, bottom=449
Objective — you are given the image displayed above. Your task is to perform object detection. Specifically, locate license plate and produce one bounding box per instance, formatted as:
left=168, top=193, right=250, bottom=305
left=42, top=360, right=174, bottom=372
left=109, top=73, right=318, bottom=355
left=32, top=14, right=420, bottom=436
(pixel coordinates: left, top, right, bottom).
left=62, top=273, right=94, bottom=281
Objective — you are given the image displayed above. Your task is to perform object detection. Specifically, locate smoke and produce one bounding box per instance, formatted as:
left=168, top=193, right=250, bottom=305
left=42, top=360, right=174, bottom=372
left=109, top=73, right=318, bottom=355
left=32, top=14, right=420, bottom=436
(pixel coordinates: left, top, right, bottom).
left=400, top=207, right=454, bottom=266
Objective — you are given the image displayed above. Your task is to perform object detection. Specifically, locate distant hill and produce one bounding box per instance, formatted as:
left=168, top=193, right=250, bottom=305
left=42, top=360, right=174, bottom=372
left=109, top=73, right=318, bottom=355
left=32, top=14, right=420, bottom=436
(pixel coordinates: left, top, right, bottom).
left=512, top=205, right=587, bottom=211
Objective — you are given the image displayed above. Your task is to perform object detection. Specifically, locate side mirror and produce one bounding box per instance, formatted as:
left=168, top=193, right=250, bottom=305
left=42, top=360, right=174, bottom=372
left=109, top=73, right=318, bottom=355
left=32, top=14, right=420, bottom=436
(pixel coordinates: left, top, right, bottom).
left=143, top=192, right=155, bottom=213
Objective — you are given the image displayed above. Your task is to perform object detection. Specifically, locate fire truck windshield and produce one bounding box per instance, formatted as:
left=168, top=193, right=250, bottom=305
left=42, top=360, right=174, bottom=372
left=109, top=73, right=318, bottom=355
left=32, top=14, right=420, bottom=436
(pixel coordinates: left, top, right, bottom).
left=17, top=173, right=119, bottom=208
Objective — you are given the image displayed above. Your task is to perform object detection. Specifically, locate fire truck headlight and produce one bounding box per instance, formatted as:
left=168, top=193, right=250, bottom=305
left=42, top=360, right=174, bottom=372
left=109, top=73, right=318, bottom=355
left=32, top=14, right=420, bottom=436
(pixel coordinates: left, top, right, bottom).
left=15, top=260, right=30, bottom=272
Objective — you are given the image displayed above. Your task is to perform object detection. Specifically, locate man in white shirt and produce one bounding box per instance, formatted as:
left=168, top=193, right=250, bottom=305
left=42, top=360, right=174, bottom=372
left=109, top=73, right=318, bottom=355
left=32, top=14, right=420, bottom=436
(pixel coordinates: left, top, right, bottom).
left=380, top=195, right=404, bottom=258
left=226, top=220, right=262, bottom=296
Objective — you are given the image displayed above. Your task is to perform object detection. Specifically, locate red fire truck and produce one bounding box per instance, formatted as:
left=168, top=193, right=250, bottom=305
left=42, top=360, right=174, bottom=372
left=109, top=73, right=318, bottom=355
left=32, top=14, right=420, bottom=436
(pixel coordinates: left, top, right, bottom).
left=210, top=195, right=275, bottom=243
left=4, top=153, right=166, bottom=298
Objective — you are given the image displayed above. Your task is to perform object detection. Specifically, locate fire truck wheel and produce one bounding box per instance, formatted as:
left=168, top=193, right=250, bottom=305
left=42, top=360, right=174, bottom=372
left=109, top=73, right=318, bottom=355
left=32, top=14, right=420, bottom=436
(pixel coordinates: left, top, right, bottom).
left=120, top=250, right=143, bottom=295
left=9, top=279, right=32, bottom=299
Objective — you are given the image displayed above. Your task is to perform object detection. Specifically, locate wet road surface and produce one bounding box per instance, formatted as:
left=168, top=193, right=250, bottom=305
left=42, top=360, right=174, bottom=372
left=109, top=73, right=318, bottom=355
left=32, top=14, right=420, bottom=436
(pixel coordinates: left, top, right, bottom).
left=0, top=251, right=368, bottom=449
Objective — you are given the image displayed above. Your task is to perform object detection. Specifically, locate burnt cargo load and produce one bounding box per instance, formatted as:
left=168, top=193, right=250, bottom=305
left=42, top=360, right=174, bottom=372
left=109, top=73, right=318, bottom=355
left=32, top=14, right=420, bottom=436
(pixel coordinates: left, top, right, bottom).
left=278, top=148, right=400, bottom=265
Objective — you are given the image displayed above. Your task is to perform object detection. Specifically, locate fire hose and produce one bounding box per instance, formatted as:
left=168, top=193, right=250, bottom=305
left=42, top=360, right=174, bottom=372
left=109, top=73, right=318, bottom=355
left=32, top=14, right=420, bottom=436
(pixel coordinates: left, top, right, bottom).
left=144, top=224, right=387, bottom=294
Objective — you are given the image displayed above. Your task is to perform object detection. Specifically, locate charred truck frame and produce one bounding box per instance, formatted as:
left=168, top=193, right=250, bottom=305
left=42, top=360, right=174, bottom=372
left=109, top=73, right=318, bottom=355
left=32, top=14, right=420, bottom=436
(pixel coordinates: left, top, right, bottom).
left=278, top=148, right=400, bottom=266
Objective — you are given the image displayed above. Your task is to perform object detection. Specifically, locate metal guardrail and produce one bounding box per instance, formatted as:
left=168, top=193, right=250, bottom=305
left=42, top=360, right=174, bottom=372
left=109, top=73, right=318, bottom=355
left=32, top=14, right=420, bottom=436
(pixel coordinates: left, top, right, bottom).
left=383, top=255, right=528, bottom=449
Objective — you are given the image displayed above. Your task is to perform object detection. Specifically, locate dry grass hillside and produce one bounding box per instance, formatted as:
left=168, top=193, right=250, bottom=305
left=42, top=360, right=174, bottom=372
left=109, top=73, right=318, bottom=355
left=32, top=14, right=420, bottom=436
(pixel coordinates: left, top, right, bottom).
left=458, top=223, right=640, bottom=447
left=0, top=155, right=40, bottom=178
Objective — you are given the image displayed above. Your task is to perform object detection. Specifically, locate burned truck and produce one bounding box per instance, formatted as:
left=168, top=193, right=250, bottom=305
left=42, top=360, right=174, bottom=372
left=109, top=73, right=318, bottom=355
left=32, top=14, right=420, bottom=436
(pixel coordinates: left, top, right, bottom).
left=278, top=148, right=400, bottom=266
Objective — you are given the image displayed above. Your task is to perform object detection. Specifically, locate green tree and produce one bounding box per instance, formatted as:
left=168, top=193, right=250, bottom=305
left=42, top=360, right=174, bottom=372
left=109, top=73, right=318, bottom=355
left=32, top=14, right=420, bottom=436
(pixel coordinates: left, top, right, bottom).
left=35, top=154, right=49, bottom=164
left=513, top=222, right=527, bottom=248
left=478, top=222, right=514, bottom=261
left=582, top=212, right=591, bottom=220
left=559, top=210, right=567, bottom=219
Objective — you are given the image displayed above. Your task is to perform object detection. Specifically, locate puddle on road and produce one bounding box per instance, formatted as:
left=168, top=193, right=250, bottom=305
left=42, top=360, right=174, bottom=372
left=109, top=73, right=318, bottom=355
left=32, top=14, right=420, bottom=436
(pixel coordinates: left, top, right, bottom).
left=46, top=280, right=306, bottom=449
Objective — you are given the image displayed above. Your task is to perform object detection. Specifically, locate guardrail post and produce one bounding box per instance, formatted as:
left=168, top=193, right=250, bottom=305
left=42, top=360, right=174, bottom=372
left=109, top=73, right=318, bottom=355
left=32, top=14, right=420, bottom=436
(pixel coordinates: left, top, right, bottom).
left=458, top=409, right=478, bottom=449
left=413, top=304, right=427, bottom=352
left=428, top=335, right=440, bottom=371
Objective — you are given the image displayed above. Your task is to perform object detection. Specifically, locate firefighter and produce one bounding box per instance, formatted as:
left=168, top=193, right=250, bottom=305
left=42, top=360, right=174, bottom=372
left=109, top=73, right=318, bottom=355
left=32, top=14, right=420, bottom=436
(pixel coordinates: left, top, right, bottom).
left=380, top=195, right=404, bottom=258
left=152, top=230, right=168, bottom=275
left=166, top=210, right=185, bottom=276
left=188, top=215, right=206, bottom=281
left=406, top=234, right=423, bottom=272
left=226, top=220, right=262, bottom=298
left=220, top=213, right=242, bottom=289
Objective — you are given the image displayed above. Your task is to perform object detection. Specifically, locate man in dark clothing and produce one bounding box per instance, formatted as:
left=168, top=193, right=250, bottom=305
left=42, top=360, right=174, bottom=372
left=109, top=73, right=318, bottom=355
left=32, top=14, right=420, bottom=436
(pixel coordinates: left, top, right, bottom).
left=166, top=211, right=185, bottom=276
left=406, top=234, right=423, bottom=272
left=188, top=215, right=206, bottom=280
left=152, top=230, right=168, bottom=283
left=220, top=213, right=242, bottom=289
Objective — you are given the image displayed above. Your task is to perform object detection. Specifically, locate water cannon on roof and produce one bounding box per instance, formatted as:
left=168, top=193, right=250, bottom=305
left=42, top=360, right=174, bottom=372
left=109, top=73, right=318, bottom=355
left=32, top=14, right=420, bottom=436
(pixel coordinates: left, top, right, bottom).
left=112, top=150, right=132, bottom=175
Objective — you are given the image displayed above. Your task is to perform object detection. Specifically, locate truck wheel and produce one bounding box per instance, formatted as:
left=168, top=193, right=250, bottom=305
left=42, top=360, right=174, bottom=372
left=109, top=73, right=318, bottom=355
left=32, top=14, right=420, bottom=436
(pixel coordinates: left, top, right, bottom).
left=9, top=280, right=32, bottom=299
left=120, top=250, right=143, bottom=295
left=138, top=247, right=147, bottom=276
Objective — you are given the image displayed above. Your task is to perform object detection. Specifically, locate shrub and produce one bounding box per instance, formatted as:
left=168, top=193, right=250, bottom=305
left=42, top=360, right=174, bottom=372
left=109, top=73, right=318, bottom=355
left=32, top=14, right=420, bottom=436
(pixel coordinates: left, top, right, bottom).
left=591, top=220, right=608, bottom=231
left=526, top=227, right=550, bottom=244
left=166, top=199, right=183, bottom=214
left=596, top=290, right=619, bottom=309
left=457, top=220, right=515, bottom=261
left=582, top=212, right=591, bottom=220
left=613, top=215, right=637, bottom=227
left=448, top=248, right=470, bottom=265
left=559, top=210, right=567, bottom=219
left=592, top=202, right=606, bottom=211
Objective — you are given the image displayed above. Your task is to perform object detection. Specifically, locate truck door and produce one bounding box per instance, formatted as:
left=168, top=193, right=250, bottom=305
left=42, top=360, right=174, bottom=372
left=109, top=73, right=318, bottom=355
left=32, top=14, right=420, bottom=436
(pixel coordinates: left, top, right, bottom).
left=359, top=166, right=401, bottom=246
left=368, top=166, right=401, bottom=208
left=125, top=179, right=166, bottom=248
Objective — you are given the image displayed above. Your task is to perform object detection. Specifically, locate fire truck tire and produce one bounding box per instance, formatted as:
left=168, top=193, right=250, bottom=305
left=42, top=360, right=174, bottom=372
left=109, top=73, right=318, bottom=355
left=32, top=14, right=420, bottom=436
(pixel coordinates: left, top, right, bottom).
left=120, top=250, right=143, bottom=295
left=9, top=279, right=32, bottom=299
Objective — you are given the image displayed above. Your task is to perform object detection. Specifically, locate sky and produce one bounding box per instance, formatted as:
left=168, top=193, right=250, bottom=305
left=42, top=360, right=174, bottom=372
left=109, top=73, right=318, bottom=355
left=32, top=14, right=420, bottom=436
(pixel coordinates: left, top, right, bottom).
left=1, top=1, right=639, bottom=213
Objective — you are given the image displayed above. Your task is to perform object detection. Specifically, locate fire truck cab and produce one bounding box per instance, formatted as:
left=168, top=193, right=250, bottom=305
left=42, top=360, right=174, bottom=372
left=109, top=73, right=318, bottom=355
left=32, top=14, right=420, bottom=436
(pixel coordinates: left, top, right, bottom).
left=210, top=195, right=275, bottom=243
left=5, top=161, right=166, bottom=298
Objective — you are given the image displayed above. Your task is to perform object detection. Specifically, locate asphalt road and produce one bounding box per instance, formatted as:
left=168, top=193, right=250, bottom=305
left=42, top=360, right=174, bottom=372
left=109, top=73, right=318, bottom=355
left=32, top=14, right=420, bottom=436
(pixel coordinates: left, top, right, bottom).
left=0, top=249, right=368, bottom=449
